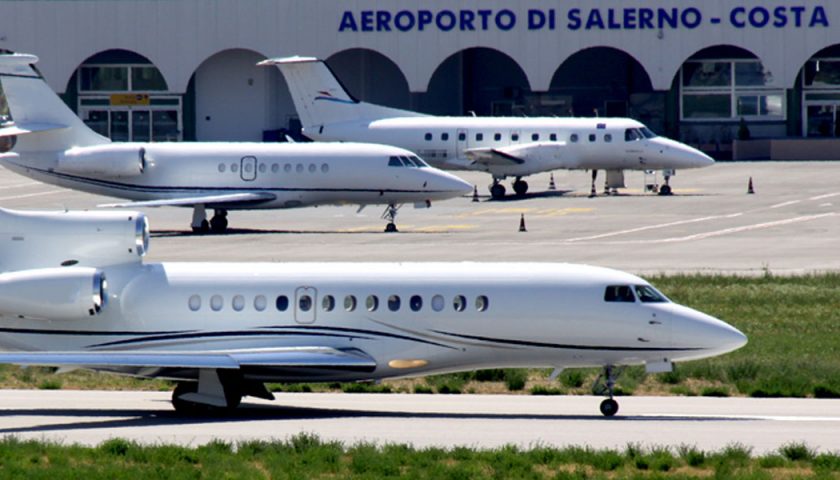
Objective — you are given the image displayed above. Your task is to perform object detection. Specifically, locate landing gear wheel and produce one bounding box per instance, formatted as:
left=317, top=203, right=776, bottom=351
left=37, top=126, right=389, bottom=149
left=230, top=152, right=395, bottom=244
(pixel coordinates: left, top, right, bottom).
left=512, top=179, right=528, bottom=196
left=171, top=382, right=205, bottom=415
left=192, top=220, right=210, bottom=234
left=658, top=184, right=672, bottom=196
left=490, top=183, right=506, bottom=199
left=385, top=222, right=398, bottom=233
left=600, top=398, right=619, bottom=417
left=210, top=215, right=228, bottom=233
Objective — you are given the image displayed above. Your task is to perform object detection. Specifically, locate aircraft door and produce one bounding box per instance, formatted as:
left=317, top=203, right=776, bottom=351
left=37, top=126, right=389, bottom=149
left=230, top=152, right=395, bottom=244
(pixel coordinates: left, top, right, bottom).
left=240, top=156, right=257, bottom=181
left=456, top=129, right=469, bottom=157
left=642, top=308, right=671, bottom=348
left=294, top=287, right=317, bottom=324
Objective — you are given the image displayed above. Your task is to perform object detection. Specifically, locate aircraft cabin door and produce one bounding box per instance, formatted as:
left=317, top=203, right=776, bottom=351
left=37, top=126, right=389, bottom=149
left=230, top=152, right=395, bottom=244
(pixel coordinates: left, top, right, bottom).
left=294, top=287, right=317, bottom=324
left=240, top=156, right=257, bottom=181
left=456, top=129, right=469, bottom=157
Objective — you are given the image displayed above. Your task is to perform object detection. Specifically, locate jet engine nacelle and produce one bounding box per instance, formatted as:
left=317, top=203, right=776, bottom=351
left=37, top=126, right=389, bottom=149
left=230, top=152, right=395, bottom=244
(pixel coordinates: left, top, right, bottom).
left=59, top=144, right=146, bottom=177
left=0, top=208, right=148, bottom=272
left=0, top=267, right=107, bottom=320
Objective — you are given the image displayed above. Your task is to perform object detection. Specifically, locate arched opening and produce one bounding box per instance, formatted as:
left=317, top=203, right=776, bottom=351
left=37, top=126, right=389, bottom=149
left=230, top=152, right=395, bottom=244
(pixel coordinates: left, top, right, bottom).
left=423, top=47, right=530, bottom=116
left=193, top=48, right=292, bottom=142
left=67, top=49, right=180, bottom=142
left=550, top=47, right=655, bottom=124
left=325, top=49, right=410, bottom=109
left=676, top=45, right=784, bottom=151
left=799, top=45, right=840, bottom=137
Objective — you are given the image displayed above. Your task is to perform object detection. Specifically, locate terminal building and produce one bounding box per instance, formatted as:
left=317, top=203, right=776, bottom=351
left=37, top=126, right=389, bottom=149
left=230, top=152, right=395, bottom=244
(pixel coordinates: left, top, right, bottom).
left=0, top=1, right=839, bottom=159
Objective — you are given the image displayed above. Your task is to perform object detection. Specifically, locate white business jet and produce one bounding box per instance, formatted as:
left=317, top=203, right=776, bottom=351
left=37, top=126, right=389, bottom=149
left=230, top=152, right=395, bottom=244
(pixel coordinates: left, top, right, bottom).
left=0, top=208, right=746, bottom=416
left=263, top=56, right=715, bottom=199
left=0, top=53, right=472, bottom=233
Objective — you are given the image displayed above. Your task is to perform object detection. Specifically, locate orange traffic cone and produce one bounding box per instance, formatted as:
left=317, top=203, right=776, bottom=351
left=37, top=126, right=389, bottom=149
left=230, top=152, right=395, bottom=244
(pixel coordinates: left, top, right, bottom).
left=747, top=177, right=755, bottom=194
left=519, top=214, right=527, bottom=232
left=548, top=173, right=557, bottom=190
left=472, top=185, right=479, bottom=202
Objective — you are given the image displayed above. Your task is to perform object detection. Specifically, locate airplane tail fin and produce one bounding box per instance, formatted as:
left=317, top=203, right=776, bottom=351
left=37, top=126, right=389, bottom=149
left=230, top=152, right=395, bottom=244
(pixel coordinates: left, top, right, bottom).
left=0, top=53, right=108, bottom=153
left=259, top=56, right=424, bottom=133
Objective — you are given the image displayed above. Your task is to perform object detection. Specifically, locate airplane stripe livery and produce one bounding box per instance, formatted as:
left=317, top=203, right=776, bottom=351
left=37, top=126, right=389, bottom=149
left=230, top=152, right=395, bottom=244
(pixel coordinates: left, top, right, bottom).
left=0, top=208, right=746, bottom=416
left=263, top=56, right=714, bottom=198
left=0, top=53, right=472, bottom=233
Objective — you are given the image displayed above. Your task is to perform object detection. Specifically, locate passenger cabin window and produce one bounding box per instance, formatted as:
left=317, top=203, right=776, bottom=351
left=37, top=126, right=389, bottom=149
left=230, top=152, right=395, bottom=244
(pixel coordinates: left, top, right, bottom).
left=432, top=294, right=445, bottom=312
left=424, top=133, right=432, bottom=141
left=511, top=133, right=519, bottom=141
left=388, top=295, right=401, bottom=311
left=453, top=295, right=466, bottom=312
left=344, top=295, right=357, bottom=312
left=604, top=134, right=612, bottom=142
left=322, top=295, right=335, bottom=312
left=634, top=285, right=668, bottom=303
left=604, top=286, right=635, bottom=302
left=276, top=295, right=289, bottom=311
left=218, top=163, right=225, bottom=173
left=410, top=295, right=422, bottom=311
left=299, top=295, right=313, bottom=312
left=188, top=294, right=201, bottom=311
left=271, top=163, right=279, bottom=173
left=570, top=134, right=579, bottom=143
left=254, top=295, right=267, bottom=311
left=476, top=295, right=489, bottom=312
left=210, top=294, right=223, bottom=311
left=232, top=295, right=245, bottom=312
left=531, top=133, right=539, bottom=141
left=549, top=133, right=557, bottom=141
left=588, top=134, right=596, bottom=142
left=476, top=133, right=484, bottom=141
left=441, top=133, right=449, bottom=141
left=458, top=132, right=466, bottom=141
left=366, top=295, right=379, bottom=312
left=494, top=133, right=502, bottom=141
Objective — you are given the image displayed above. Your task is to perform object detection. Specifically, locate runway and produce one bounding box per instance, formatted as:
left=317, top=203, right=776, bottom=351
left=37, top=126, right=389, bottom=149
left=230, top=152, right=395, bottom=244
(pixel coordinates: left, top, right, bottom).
left=1, top=161, right=838, bottom=275
left=0, top=390, right=838, bottom=454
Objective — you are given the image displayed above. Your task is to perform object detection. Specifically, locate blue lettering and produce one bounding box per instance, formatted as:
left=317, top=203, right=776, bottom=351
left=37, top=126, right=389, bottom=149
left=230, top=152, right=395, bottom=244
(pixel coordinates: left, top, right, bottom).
left=607, top=9, right=621, bottom=29
left=360, top=10, right=374, bottom=32
left=529, top=9, right=546, bottom=30
left=638, top=8, right=654, bottom=29
left=567, top=8, right=581, bottom=30
left=460, top=10, right=475, bottom=31
left=394, top=11, right=414, bottom=31
left=623, top=8, right=637, bottom=29
left=418, top=10, right=433, bottom=31
left=731, top=7, right=746, bottom=28
left=548, top=9, right=556, bottom=29
left=496, top=9, right=516, bottom=30
left=790, top=6, right=805, bottom=27
left=585, top=9, right=605, bottom=30
left=811, top=6, right=829, bottom=27
left=477, top=10, right=492, bottom=30
left=773, top=7, right=787, bottom=27
left=376, top=11, right=391, bottom=31
left=682, top=7, right=701, bottom=29
left=436, top=10, right=456, bottom=31
left=749, top=7, right=769, bottom=28
left=338, top=11, right=358, bottom=32
left=658, top=8, right=678, bottom=29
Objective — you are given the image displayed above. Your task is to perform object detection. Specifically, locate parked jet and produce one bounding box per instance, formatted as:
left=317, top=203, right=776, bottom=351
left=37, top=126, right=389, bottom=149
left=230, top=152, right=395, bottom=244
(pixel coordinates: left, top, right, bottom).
left=0, top=208, right=746, bottom=416
left=0, top=53, right=472, bottom=233
left=263, top=56, right=715, bottom=199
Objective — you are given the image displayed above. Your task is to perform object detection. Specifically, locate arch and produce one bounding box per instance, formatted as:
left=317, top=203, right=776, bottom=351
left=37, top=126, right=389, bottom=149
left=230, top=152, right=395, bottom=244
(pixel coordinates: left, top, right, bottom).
left=325, top=48, right=411, bottom=109
left=669, top=44, right=764, bottom=90
left=422, top=47, right=530, bottom=116
left=798, top=44, right=840, bottom=138
left=192, top=48, right=292, bottom=142
left=550, top=46, right=654, bottom=119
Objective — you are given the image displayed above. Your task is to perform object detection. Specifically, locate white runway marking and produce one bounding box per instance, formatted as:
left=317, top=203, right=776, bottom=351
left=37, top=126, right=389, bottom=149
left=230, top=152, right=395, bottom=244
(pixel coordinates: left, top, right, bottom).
left=770, top=200, right=802, bottom=209
left=563, top=213, right=743, bottom=242
left=810, top=192, right=840, bottom=201
left=0, top=181, right=42, bottom=190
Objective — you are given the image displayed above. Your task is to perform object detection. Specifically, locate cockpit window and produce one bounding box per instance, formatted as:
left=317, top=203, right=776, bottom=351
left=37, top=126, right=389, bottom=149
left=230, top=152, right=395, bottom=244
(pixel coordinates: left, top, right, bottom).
left=624, top=129, right=641, bottom=142
left=388, top=156, right=402, bottom=167
left=399, top=155, right=414, bottom=166
left=640, top=127, right=657, bottom=139
left=604, top=285, right=635, bottom=302
left=411, top=156, right=429, bottom=167
left=634, top=285, right=668, bottom=303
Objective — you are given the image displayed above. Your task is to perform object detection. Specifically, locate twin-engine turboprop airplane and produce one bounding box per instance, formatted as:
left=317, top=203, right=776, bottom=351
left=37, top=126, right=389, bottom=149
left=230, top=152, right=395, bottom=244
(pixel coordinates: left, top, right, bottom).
left=263, top=56, right=715, bottom=199
left=0, top=53, right=472, bottom=233
left=0, top=208, right=746, bottom=416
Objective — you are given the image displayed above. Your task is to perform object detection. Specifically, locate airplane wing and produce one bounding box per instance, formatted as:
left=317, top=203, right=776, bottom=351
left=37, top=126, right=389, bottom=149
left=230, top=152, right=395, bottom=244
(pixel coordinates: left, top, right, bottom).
left=465, top=141, right=568, bottom=167
left=0, top=122, right=68, bottom=137
left=98, top=192, right=276, bottom=208
left=464, top=147, right=526, bottom=166
left=0, top=346, right=376, bottom=371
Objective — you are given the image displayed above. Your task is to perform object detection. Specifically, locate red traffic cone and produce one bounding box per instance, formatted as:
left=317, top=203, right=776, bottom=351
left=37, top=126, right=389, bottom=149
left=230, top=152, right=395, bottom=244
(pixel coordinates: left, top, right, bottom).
left=548, top=173, right=557, bottom=191
left=518, top=214, right=527, bottom=232
left=747, top=177, right=755, bottom=194
left=472, top=185, right=479, bottom=202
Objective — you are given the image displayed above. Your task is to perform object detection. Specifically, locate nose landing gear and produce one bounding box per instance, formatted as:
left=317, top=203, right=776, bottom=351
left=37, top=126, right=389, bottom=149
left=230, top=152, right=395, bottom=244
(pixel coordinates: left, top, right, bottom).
left=382, top=203, right=400, bottom=232
left=593, top=365, right=622, bottom=417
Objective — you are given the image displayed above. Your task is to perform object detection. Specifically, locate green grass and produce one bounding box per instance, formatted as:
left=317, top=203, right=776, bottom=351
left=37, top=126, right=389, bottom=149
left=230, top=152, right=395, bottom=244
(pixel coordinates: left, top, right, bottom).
left=2, top=274, right=840, bottom=399
left=0, top=435, right=838, bottom=478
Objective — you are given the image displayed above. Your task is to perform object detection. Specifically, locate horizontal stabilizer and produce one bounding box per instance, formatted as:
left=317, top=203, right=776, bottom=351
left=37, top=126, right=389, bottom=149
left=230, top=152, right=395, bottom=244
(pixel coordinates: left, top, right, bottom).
left=0, top=346, right=377, bottom=371
left=0, top=122, right=68, bottom=138
left=99, top=191, right=276, bottom=208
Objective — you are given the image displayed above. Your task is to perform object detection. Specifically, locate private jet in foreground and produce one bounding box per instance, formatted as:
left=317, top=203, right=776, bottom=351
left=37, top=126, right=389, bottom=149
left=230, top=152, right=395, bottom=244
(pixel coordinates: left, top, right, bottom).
left=263, top=56, right=715, bottom=199
left=0, top=208, right=746, bottom=416
left=0, top=53, right=471, bottom=233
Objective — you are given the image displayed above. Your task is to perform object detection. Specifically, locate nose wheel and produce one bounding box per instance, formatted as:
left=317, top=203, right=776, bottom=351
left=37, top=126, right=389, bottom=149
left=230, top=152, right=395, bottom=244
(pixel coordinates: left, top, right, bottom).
left=593, top=365, right=622, bottom=417
left=382, top=204, right=400, bottom=232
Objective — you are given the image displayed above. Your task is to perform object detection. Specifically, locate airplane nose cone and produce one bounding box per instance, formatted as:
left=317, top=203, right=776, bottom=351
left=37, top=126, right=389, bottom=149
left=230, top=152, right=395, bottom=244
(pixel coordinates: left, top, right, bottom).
left=434, top=170, right=473, bottom=197
left=671, top=305, right=747, bottom=360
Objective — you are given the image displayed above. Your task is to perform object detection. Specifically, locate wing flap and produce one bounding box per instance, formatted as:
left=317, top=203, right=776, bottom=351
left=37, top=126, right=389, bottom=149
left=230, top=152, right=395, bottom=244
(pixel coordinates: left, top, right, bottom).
left=98, top=192, right=276, bottom=208
left=0, top=346, right=376, bottom=371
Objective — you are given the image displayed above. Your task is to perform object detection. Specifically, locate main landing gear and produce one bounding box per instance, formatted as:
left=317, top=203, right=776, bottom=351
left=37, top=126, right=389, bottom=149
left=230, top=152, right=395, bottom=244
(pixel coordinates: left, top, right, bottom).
left=489, top=177, right=529, bottom=199
left=191, top=205, right=229, bottom=234
left=171, top=369, right=274, bottom=415
left=593, top=365, right=622, bottom=417
left=382, top=203, right=400, bottom=232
